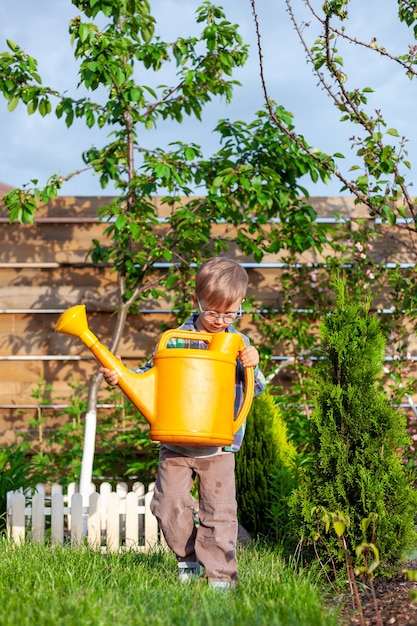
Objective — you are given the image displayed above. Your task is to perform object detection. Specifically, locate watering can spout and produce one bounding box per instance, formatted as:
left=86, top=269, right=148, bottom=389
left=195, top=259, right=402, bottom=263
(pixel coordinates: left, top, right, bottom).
left=55, top=305, right=156, bottom=422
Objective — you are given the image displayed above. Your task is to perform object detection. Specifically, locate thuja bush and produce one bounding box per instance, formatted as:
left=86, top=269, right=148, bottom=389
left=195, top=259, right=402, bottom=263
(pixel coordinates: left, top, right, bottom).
left=290, top=278, right=417, bottom=570
left=235, top=387, right=297, bottom=542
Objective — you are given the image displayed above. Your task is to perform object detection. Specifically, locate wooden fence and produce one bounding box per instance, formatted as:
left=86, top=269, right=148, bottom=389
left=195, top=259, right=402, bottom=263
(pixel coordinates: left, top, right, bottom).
left=2, top=194, right=417, bottom=441
left=6, top=481, right=166, bottom=553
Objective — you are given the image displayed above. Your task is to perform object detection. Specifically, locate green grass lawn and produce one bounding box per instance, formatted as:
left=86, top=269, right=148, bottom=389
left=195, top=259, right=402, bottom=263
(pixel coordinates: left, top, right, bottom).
left=0, top=539, right=343, bottom=626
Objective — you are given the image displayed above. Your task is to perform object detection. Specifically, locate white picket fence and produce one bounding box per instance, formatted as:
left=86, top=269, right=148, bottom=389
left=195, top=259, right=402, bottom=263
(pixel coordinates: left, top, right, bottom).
left=6, top=481, right=166, bottom=553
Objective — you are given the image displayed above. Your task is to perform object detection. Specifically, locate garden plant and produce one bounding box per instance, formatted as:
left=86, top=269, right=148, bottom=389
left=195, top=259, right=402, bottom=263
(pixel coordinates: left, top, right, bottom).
left=291, top=278, right=417, bottom=570
left=235, top=386, right=298, bottom=549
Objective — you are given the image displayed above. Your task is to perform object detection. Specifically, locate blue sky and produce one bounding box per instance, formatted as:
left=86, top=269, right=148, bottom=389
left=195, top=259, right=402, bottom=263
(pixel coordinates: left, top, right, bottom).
left=0, top=0, right=415, bottom=198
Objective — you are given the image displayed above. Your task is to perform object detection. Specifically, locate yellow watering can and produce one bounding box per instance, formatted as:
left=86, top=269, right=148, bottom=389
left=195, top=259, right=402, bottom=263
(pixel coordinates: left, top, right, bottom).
left=55, top=305, right=255, bottom=446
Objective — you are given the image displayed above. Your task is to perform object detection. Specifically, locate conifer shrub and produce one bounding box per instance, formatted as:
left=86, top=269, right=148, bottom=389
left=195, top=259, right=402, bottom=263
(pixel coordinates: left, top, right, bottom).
left=235, top=387, right=298, bottom=544
left=290, top=278, right=417, bottom=569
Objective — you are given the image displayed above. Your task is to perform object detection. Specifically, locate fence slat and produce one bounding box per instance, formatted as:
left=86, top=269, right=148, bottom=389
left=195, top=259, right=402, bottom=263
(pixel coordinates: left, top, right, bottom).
left=87, top=492, right=101, bottom=550
left=125, top=491, right=139, bottom=551
left=99, top=482, right=112, bottom=532
left=132, top=482, right=145, bottom=500
left=144, top=490, right=158, bottom=548
left=71, top=493, right=83, bottom=546
left=116, top=482, right=128, bottom=500
left=106, top=492, right=120, bottom=553
left=10, top=492, right=25, bottom=545
left=51, top=492, right=64, bottom=545
left=51, top=483, right=63, bottom=497
left=67, top=482, right=78, bottom=530
left=32, top=492, right=45, bottom=543
left=35, top=483, right=46, bottom=497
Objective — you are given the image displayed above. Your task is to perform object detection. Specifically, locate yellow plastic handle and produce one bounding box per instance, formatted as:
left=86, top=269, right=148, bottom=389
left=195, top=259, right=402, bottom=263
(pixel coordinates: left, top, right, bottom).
left=233, top=360, right=254, bottom=435
left=156, top=329, right=255, bottom=436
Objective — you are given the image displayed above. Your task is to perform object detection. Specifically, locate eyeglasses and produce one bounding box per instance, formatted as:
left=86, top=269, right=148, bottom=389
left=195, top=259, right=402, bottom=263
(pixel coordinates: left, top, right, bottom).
left=197, top=298, right=243, bottom=324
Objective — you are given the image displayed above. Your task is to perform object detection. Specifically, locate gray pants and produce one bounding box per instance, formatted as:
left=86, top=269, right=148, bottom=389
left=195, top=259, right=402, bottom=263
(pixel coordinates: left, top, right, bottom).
left=150, top=446, right=238, bottom=583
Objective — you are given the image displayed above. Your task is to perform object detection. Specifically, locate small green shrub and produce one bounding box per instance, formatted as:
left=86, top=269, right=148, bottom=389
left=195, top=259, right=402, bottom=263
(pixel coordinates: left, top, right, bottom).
left=235, top=387, right=298, bottom=544
left=291, top=278, right=417, bottom=570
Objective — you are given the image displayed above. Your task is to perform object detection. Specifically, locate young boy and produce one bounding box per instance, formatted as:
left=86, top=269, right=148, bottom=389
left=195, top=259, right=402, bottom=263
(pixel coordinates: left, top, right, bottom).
left=101, top=257, right=266, bottom=589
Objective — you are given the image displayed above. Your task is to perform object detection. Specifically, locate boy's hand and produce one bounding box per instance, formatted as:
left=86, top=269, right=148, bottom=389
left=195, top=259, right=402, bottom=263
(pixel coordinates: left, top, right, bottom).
left=238, top=345, right=259, bottom=368
left=99, top=355, right=121, bottom=386
left=100, top=367, right=119, bottom=386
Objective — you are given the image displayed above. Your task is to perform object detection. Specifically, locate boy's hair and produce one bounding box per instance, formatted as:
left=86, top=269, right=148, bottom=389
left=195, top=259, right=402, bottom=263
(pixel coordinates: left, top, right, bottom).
left=195, top=257, right=248, bottom=309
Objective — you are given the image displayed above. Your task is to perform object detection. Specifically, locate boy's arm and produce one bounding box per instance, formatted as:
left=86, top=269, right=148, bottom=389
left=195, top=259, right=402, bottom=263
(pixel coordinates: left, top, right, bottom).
left=253, top=365, right=267, bottom=397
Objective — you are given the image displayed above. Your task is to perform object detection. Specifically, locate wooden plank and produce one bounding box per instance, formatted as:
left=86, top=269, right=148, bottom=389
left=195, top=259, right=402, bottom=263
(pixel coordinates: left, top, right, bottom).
left=125, top=491, right=139, bottom=551
left=106, top=492, right=120, bottom=553
left=32, top=492, right=45, bottom=543
left=70, top=493, right=83, bottom=545
left=0, top=266, right=114, bottom=292
left=10, top=492, right=25, bottom=545
left=99, top=482, right=112, bottom=533
left=144, top=489, right=158, bottom=549
left=132, top=482, right=145, bottom=500
left=51, top=492, right=64, bottom=546
left=87, top=492, right=101, bottom=550
left=2, top=213, right=415, bottom=267
left=0, top=222, right=109, bottom=263
left=67, top=482, right=78, bottom=532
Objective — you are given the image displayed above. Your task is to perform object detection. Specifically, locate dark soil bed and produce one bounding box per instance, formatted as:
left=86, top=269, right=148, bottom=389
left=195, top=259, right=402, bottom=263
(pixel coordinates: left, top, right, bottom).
left=342, top=560, right=417, bottom=625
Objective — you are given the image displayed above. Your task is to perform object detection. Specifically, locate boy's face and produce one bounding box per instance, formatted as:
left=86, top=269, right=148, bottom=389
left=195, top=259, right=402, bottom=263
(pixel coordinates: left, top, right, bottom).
left=193, top=295, right=243, bottom=333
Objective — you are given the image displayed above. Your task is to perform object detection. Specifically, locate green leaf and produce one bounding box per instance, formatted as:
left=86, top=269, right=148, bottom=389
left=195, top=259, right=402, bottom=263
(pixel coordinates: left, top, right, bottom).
left=78, top=23, right=90, bottom=43
left=39, top=98, right=51, bottom=117
left=388, top=211, right=397, bottom=226
left=333, top=520, right=345, bottom=537
left=7, top=96, right=19, bottom=112
left=357, top=175, right=369, bottom=187
left=185, top=147, right=195, bottom=160
left=141, top=26, right=153, bottom=43
left=6, top=39, right=19, bottom=52
left=27, top=100, right=38, bottom=115
left=129, top=222, right=140, bottom=238
left=130, top=87, right=143, bottom=102
left=115, top=214, right=126, bottom=230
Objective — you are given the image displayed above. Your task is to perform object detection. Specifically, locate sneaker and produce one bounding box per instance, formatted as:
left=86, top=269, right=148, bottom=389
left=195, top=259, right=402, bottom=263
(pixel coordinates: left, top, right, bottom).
left=178, top=561, right=202, bottom=583
left=208, top=579, right=235, bottom=591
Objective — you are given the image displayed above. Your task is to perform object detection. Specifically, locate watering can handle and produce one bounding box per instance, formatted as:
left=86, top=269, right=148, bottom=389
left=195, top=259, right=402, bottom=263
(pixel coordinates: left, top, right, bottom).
left=156, top=329, right=255, bottom=436
left=233, top=355, right=255, bottom=435
left=157, top=329, right=214, bottom=350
